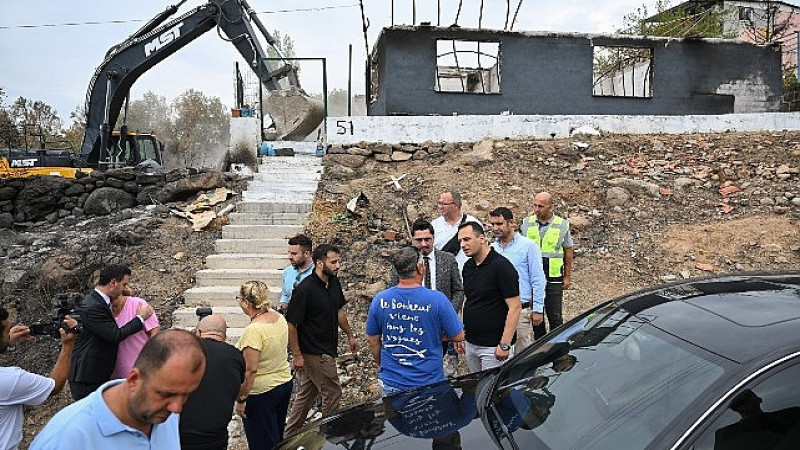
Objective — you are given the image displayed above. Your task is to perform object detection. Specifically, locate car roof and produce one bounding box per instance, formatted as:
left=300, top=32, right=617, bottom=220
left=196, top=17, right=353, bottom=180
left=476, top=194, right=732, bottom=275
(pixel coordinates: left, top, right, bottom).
left=616, top=273, right=800, bottom=364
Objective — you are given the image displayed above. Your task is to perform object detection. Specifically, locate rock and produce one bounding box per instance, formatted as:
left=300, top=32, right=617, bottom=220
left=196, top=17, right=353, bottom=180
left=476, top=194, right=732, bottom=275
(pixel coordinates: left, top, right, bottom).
left=442, top=142, right=457, bottom=153
left=371, top=144, right=393, bottom=155
left=105, top=169, right=138, bottom=181
left=792, top=197, right=800, bottom=207
left=0, top=186, right=18, bottom=201
left=326, top=154, right=367, bottom=168
left=328, top=144, right=346, bottom=154
left=346, top=147, right=372, bottom=157
left=605, top=187, right=631, bottom=207
left=776, top=165, right=798, bottom=176
left=64, top=183, right=85, bottom=196
left=390, top=151, right=413, bottom=162
left=412, top=150, right=429, bottom=160
left=680, top=271, right=691, bottom=279
left=774, top=206, right=790, bottom=214
left=363, top=281, right=386, bottom=298
left=374, top=153, right=392, bottom=162
left=328, top=165, right=356, bottom=179
left=660, top=275, right=677, bottom=282
left=0, top=212, right=13, bottom=229
left=567, top=215, right=591, bottom=231
left=607, top=178, right=661, bottom=198
left=760, top=197, right=775, bottom=206
left=105, top=178, right=126, bottom=189
left=158, top=172, right=226, bottom=203
left=40, top=255, right=84, bottom=290
left=137, top=173, right=165, bottom=185
left=123, top=181, right=139, bottom=194
left=136, top=185, right=161, bottom=205
left=467, top=139, right=494, bottom=166
left=14, top=176, right=72, bottom=222
left=84, top=187, right=137, bottom=216
left=674, top=177, right=695, bottom=191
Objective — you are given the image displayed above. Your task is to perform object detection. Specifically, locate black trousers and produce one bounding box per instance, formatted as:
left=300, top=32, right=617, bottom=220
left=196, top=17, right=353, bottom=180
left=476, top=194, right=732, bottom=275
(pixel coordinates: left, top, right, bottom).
left=69, top=380, right=103, bottom=400
left=533, top=282, right=564, bottom=340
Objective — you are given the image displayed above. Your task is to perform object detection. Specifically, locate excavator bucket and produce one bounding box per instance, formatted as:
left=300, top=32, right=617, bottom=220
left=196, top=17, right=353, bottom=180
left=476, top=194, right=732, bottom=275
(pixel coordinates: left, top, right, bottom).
left=263, top=87, right=325, bottom=141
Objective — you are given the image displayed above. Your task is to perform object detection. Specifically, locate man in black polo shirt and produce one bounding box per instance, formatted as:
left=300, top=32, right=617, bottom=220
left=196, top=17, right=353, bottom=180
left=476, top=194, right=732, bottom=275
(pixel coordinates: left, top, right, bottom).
left=284, top=243, right=359, bottom=437
left=455, top=222, right=521, bottom=373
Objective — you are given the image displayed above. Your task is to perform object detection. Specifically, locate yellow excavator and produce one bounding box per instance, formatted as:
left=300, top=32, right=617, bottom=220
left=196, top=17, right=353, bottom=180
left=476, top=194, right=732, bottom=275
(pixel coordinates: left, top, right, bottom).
left=2, top=0, right=323, bottom=177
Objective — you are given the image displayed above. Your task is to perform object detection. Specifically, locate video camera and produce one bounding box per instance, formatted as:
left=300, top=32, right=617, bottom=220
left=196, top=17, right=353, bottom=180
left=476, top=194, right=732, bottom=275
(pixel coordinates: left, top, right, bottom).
left=29, top=293, right=83, bottom=339
left=196, top=307, right=213, bottom=320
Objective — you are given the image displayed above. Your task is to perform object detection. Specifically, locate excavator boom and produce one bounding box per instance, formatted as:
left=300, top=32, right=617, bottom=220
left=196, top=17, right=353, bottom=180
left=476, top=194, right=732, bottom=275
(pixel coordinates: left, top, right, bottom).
left=81, top=0, right=323, bottom=167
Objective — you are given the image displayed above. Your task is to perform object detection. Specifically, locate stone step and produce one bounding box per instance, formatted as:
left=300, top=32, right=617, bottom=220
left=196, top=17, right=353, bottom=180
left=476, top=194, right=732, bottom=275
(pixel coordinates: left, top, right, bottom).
left=215, top=238, right=288, bottom=253
left=253, top=172, right=321, bottom=181
left=237, top=201, right=311, bottom=213
left=242, top=192, right=315, bottom=203
left=206, top=254, right=288, bottom=270
left=194, top=268, right=283, bottom=287
left=173, top=306, right=253, bottom=330
left=183, top=285, right=281, bottom=306
left=225, top=328, right=246, bottom=345
left=228, top=212, right=309, bottom=225
left=246, top=182, right=318, bottom=192
left=222, top=224, right=304, bottom=240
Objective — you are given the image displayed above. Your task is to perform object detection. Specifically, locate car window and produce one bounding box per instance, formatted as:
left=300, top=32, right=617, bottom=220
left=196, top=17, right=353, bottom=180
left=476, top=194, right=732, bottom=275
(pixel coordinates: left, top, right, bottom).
left=690, top=360, right=800, bottom=450
left=491, top=306, right=727, bottom=450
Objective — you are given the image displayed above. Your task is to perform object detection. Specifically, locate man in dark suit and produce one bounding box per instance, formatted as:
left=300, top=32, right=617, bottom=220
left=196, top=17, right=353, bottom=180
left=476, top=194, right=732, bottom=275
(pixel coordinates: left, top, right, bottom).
left=391, top=219, right=464, bottom=375
left=69, top=264, right=154, bottom=400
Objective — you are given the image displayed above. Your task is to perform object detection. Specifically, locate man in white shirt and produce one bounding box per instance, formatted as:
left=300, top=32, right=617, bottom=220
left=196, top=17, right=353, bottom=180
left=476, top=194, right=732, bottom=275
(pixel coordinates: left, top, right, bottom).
left=431, top=190, right=480, bottom=272
left=0, top=306, right=76, bottom=450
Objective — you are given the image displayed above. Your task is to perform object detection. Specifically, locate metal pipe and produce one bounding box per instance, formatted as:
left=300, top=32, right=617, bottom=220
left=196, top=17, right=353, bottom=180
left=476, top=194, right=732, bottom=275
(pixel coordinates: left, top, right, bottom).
left=348, top=44, right=353, bottom=116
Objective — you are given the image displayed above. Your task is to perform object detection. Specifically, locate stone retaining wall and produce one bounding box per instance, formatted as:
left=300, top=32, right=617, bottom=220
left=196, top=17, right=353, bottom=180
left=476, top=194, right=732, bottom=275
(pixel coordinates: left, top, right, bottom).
left=0, top=168, right=235, bottom=228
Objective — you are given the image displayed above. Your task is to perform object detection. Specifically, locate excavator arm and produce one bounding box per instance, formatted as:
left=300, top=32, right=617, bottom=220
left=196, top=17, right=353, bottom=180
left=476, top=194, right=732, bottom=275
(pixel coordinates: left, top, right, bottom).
left=81, top=0, right=322, bottom=167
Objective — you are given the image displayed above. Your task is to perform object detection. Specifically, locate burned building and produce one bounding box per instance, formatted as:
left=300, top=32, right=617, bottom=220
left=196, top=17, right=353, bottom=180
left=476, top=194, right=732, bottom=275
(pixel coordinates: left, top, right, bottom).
left=367, top=25, right=783, bottom=116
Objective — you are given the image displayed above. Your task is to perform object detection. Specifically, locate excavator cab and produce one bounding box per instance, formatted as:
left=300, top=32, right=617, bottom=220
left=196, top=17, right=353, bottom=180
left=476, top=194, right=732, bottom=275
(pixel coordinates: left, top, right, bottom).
left=110, top=131, right=163, bottom=167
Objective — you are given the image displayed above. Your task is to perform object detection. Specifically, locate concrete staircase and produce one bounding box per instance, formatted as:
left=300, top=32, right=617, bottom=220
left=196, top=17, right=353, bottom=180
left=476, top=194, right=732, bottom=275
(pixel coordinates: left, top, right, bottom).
left=173, top=155, right=322, bottom=343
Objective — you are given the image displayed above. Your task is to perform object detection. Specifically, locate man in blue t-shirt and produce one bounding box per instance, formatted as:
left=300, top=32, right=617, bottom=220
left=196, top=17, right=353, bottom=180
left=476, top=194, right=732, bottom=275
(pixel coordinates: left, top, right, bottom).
left=367, top=247, right=465, bottom=396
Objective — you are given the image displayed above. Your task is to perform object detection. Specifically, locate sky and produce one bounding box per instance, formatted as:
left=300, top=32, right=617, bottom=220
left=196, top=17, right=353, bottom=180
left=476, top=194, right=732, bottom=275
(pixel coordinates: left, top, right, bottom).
left=1, top=0, right=663, bottom=122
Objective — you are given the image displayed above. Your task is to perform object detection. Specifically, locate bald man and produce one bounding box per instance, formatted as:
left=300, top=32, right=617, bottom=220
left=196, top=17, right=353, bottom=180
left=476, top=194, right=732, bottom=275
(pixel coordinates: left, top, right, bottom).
left=520, top=192, right=574, bottom=339
left=180, top=315, right=246, bottom=450
left=33, top=330, right=206, bottom=449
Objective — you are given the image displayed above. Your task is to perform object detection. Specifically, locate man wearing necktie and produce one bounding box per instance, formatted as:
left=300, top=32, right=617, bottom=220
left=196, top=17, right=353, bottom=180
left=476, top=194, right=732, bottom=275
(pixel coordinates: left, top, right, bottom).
left=69, top=264, right=154, bottom=400
left=390, top=219, right=464, bottom=376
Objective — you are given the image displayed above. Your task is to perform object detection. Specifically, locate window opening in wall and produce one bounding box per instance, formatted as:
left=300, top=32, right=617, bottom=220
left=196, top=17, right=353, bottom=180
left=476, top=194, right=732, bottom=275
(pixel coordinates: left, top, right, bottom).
left=435, top=39, right=501, bottom=94
left=369, top=53, right=380, bottom=104
left=592, top=45, right=653, bottom=98
left=738, top=6, right=754, bottom=22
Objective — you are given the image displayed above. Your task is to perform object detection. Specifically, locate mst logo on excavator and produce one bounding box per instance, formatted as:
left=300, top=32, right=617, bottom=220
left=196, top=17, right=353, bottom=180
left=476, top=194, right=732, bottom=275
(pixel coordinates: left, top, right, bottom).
left=144, top=22, right=183, bottom=57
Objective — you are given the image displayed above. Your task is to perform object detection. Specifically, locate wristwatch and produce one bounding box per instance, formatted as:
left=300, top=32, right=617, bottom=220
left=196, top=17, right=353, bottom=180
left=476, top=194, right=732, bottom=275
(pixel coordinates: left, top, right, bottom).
left=499, top=342, right=511, bottom=352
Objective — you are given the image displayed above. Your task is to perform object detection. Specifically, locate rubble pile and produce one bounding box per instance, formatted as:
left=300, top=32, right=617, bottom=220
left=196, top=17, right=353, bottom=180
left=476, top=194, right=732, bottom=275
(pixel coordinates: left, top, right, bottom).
left=313, top=132, right=800, bottom=405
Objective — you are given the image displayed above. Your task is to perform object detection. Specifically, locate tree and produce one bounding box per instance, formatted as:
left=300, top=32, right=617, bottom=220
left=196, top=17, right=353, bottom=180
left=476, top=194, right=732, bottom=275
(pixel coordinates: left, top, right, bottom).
left=166, top=89, right=230, bottom=168
left=0, top=87, right=20, bottom=148
left=62, top=105, right=86, bottom=152
left=618, top=0, right=734, bottom=38
left=738, top=1, right=798, bottom=44
left=8, top=97, right=64, bottom=150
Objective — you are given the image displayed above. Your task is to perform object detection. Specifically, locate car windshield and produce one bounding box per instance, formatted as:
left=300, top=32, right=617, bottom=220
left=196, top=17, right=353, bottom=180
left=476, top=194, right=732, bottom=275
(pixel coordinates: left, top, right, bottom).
left=488, top=303, right=727, bottom=449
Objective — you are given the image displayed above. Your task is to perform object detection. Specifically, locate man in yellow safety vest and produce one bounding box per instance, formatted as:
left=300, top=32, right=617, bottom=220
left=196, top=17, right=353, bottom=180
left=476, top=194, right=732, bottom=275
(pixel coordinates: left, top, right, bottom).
left=520, top=192, right=574, bottom=340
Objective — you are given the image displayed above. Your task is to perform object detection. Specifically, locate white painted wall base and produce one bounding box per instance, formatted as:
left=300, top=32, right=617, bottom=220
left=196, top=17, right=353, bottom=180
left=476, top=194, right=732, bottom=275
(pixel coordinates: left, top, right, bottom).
left=326, top=113, right=800, bottom=144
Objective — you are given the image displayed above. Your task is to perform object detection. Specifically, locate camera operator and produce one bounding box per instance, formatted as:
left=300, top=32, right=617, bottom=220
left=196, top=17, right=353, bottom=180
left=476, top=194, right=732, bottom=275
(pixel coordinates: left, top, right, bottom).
left=0, top=306, right=77, bottom=450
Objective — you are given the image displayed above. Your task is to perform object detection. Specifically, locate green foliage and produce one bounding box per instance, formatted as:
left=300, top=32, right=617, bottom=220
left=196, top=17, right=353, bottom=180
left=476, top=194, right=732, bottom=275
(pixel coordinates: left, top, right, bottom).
left=168, top=89, right=230, bottom=168
left=619, top=0, right=735, bottom=39
left=2, top=96, right=65, bottom=150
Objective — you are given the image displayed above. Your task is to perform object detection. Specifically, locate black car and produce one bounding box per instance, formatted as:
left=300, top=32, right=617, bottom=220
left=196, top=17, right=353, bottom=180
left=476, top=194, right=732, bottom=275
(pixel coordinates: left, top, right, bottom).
left=276, top=273, right=800, bottom=450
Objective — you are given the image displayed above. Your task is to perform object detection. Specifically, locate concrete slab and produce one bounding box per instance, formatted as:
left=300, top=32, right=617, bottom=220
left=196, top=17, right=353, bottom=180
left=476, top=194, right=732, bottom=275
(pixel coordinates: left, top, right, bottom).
left=173, top=306, right=253, bottom=329
left=228, top=212, right=309, bottom=225
left=205, top=254, right=289, bottom=270
left=194, top=268, right=283, bottom=287
left=242, top=191, right=315, bottom=203
left=222, top=224, right=304, bottom=240
left=237, top=201, right=312, bottom=213
left=215, top=238, right=288, bottom=253
left=182, top=285, right=280, bottom=306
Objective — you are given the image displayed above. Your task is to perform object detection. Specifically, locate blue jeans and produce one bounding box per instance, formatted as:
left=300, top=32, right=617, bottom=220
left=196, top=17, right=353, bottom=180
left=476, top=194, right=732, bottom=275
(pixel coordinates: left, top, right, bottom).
left=242, top=380, right=293, bottom=450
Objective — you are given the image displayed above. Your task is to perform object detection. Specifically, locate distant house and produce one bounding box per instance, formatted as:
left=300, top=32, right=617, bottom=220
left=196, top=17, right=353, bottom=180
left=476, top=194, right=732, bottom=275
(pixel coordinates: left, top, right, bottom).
left=645, top=1, right=800, bottom=70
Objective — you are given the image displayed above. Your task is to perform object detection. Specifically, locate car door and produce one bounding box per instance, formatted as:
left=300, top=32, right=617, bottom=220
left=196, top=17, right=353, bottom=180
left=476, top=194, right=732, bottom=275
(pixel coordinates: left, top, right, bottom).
left=681, top=354, right=800, bottom=450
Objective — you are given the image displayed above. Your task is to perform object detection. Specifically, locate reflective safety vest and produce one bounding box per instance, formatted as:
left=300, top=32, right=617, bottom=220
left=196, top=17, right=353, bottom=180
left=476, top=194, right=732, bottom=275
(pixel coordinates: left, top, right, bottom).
left=526, top=215, right=568, bottom=279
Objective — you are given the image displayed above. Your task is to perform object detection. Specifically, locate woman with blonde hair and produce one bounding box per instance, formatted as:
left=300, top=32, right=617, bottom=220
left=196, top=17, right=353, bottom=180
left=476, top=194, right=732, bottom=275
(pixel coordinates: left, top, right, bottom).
left=110, top=285, right=159, bottom=379
left=235, top=280, right=293, bottom=449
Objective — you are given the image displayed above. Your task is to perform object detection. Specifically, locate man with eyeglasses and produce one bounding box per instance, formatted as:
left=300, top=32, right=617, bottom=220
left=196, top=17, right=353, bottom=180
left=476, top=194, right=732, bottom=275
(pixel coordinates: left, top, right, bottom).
left=432, top=190, right=479, bottom=272
left=279, top=234, right=314, bottom=314
left=389, top=219, right=464, bottom=376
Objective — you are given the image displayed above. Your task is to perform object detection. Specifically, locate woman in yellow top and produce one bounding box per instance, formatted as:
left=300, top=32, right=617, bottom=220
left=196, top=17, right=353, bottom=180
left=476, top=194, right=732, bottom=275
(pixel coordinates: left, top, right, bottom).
left=235, top=280, right=293, bottom=449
